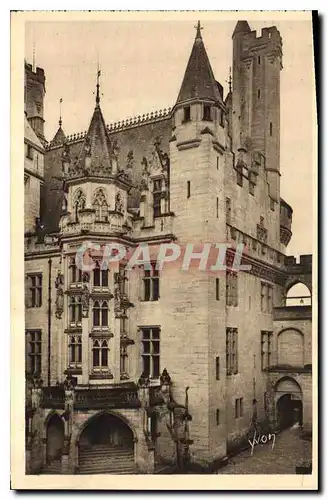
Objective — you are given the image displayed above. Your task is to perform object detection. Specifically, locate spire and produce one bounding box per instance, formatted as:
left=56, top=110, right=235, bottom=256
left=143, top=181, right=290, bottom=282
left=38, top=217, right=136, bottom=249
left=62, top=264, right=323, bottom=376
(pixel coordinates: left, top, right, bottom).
left=195, top=20, right=203, bottom=40
left=69, top=95, right=113, bottom=179
left=232, top=20, right=251, bottom=38
left=59, top=97, right=63, bottom=128
left=176, top=22, right=222, bottom=105
left=95, top=62, right=101, bottom=107
left=51, top=97, right=66, bottom=144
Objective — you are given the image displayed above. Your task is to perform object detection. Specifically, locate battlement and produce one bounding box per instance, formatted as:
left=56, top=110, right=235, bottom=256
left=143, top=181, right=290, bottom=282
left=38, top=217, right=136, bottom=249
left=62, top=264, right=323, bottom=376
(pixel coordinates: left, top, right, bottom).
left=240, top=26, right=282, bottom=63
left=284, top=254, right=312, bottom=269
left=45, top=106, right=172, bottom=150
left=244, top=26, right=282, bottom=46
left=25, top=62, right=46, bottom=85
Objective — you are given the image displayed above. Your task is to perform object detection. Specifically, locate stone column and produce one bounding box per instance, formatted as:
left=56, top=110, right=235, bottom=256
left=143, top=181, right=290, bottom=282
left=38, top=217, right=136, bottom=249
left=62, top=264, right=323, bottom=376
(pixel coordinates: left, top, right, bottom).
left=81, top=272, right=91, bottom=385
left=61, top=378, right=76, bottom=474
left=81, top=316, right=89, bottom=385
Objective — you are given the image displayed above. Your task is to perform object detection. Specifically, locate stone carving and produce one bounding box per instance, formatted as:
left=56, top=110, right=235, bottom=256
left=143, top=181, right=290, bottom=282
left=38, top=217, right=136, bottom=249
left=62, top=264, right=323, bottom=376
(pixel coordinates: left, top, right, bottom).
left=55, top=271, right=64, bottom=319
left=81, top=272, right=90, bottom=317
left=257, top=217, right=268, bottom=243
left=115, top=192, right=124, bottom=213
left=127, top=150, right=134, bottom=170
left=84, top=136, right=91, bottom=155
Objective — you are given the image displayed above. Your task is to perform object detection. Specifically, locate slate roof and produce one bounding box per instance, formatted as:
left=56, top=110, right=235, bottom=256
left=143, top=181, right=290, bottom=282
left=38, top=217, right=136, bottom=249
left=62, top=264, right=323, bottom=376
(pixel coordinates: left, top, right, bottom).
left=176, top=21, right=222, bottom=105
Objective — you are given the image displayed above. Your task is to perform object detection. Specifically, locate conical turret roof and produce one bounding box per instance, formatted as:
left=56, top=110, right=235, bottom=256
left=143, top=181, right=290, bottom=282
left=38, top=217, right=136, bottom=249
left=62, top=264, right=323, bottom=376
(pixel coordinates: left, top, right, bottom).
left=176, top=21, right=222, bottom=105
left=232, top=21, right=251, bottom=37
left=51, top=125, right=66, bottom=145
left=69, top=72, right=114, bottom=179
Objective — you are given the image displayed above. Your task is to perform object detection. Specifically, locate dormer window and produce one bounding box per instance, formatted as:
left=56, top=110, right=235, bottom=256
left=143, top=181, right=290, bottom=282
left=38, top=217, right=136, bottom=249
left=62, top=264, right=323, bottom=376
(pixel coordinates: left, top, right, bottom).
left=203, top=105, right=212, bottom=121
left=183, top=106, right=191, bottom=122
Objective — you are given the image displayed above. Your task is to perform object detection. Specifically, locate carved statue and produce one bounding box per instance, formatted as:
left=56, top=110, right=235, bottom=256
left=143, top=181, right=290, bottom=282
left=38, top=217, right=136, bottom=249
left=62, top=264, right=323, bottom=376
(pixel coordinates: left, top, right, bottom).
left=81, top=272, right=90, bottom=317
left=127, top=150, right=134, bottom=169
left=84, top=136, right=91, bottom=155
left=55, top=271, right=64, bottom=319
left=115, top=192, right=124, bottom=213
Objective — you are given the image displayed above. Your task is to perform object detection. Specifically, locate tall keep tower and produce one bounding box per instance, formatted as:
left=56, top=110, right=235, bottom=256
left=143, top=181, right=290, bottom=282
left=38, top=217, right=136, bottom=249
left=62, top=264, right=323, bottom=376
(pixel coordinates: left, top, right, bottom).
left=24, top=62, right=46, bottom=145
left=232, top=22, right=283, bottom=202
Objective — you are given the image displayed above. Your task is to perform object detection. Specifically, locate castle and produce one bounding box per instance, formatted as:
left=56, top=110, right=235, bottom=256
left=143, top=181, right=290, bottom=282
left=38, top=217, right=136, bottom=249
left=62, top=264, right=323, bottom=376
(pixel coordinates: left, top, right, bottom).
left=24, top=20, right=313, bottom=474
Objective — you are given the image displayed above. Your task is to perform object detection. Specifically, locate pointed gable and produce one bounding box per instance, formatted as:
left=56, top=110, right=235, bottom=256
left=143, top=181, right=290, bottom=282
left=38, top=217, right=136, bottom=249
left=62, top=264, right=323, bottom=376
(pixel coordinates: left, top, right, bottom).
left=176, top=22, right=222, bottom=105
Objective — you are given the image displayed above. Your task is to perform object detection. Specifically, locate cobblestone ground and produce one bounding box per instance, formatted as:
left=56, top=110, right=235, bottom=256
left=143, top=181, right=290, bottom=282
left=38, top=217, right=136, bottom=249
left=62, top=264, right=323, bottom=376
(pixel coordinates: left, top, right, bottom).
left=216, top=426, right=312, bottom=474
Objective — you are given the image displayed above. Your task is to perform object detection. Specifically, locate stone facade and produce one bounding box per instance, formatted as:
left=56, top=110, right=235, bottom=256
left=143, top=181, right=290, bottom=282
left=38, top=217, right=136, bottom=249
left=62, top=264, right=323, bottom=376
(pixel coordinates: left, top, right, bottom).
left=24, top=20, right=313, bottom=474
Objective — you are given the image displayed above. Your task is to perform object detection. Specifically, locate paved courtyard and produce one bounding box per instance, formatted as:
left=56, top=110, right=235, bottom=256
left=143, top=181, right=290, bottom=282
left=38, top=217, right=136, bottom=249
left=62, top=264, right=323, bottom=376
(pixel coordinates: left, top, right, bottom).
left=216, top=426, right=312, bottom=474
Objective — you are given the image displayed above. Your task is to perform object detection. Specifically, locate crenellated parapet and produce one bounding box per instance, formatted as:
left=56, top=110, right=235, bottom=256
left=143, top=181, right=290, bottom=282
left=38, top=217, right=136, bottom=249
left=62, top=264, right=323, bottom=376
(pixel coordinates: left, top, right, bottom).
left=45, top=107, right=172, bottom=150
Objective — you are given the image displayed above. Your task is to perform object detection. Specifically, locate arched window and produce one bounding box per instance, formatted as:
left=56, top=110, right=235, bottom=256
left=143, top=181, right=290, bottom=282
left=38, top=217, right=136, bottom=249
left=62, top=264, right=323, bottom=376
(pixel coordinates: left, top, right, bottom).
left=69, top=257, right=83, bottom=284
left=73, top=189, right=86, bottom=221
left=68, top=335, right=82, bottom=367
left=92, top=339, right=109, bottom=368
left=92, top=300, right=108, bottom=327
left=93, top=188, right=108, bottom=221
left=69, top=296, right=82, bottom=325
left=93, top=260, right=108, bottom=288
left=286, top=283, right=311, bottom=306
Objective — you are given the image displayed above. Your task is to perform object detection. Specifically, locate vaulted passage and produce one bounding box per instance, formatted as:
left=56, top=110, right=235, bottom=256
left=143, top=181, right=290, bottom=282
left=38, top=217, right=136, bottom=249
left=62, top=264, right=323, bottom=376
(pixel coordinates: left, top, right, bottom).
left=275, top=378, right=303, bottom=430
left=46, top=414, right=64, bottom=465
left=78, top=413, right=135, bottom=474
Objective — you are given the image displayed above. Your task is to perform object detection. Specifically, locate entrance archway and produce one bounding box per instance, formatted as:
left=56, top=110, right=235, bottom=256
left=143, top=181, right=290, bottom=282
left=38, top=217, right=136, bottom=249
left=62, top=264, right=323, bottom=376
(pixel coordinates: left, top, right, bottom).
left=46, top=413, right=65, bottom=464
left=77, top=412, right=135, bottom=474
left=275, top=377, right=303, bottom=430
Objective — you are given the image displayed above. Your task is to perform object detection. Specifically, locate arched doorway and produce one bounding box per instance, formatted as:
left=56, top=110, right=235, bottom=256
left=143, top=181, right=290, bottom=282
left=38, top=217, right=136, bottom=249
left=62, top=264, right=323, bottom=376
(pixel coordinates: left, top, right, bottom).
left=275, top=377, right=303, bottom=430
left=46, top=413, right=65, bottom=464
left=77, top=412, right=135, bottom=474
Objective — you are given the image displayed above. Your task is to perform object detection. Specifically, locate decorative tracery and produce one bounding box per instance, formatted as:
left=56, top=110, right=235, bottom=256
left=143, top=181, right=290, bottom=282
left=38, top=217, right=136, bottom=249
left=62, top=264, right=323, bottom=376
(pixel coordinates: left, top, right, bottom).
left=93, top=188, right=109, bottom=221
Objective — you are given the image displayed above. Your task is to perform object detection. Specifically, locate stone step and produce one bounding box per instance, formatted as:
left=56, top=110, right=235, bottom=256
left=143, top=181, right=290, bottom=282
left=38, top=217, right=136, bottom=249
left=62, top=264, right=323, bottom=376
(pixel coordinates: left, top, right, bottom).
left=79, top=449, right=133, bottom=458
left=79, top=467, right=136, bottom=474
left=41, top=459, right=62, bottom=475
left=79, top=451, right=133, bottom=459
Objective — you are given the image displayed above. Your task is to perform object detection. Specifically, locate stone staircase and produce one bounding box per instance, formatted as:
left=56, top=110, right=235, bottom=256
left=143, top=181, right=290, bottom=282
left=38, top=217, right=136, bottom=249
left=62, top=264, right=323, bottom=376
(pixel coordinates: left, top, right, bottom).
left=78, top=445, right=136, bottom=474
left=41, top=458, right=62, bottom=474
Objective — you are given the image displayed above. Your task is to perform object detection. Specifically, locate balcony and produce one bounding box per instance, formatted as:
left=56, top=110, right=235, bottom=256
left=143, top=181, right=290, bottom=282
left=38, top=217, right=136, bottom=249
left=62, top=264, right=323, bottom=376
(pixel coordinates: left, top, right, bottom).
left=60, top=210, right=131, bottom=237
left=74, top=384, right=141, bottom=410
left=40, top=386, right=65, bottom=409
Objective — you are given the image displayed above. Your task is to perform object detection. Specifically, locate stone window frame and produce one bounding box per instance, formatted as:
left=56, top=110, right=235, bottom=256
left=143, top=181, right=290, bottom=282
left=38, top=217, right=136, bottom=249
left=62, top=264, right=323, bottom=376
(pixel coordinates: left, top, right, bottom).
left=226, top=327, right=238, bottom=375
left=140, top=326, right=161, bottom=379
left=261, top=330, right=273, bottom=370
left=68, top=334, right=82, bottom=369
left=25, top=329, right=42, bottom=375
left=92, top=339, right=109, bottom=369
left=92, top=299, right=109, bottom=328
left=69, top=295, right=82, bottom=327
left=25, top=273, right=42, bottom=308
left=142, top=262, right=160, bottom=302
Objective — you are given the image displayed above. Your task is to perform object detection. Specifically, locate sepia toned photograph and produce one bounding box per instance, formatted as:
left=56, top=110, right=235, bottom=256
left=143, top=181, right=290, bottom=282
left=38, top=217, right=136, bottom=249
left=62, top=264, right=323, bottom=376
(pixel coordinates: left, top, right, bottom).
left=11, top=9, right=317, bottom=490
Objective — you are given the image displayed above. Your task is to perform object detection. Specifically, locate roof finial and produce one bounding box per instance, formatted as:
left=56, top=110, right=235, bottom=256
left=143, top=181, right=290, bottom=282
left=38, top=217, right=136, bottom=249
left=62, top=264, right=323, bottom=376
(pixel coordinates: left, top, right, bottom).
left=195, top=20, right=203, bottom=40
left=96, top=58, right=101, bottom=107
left=59, top=97, right=63, bottom=128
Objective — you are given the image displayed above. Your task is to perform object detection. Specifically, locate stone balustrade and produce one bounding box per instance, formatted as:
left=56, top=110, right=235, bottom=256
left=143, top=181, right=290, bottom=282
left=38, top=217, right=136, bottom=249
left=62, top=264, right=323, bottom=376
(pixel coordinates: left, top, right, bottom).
left=60, top=210, right=129, bottom=236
